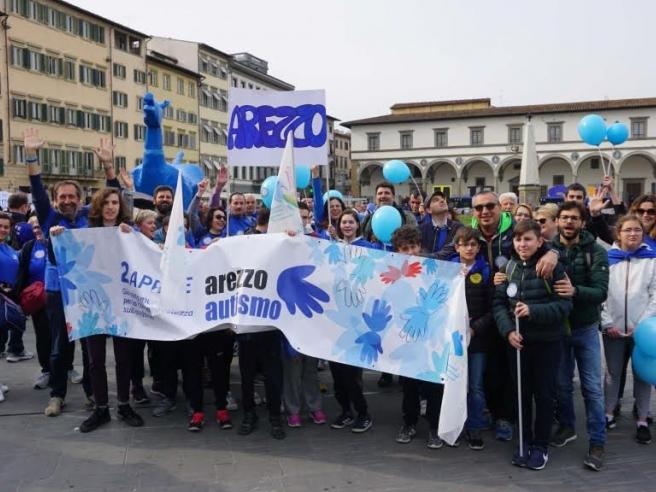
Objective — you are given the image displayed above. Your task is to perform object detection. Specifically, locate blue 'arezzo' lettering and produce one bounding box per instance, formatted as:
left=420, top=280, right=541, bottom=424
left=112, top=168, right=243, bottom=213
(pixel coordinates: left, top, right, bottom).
left=227, top=104, right=327, bottom=150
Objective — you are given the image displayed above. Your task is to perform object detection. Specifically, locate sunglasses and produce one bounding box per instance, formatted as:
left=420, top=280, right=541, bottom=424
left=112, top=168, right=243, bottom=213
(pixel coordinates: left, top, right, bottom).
left=637, top=208, right=656, bottom=216
left=213, top=214, right=226, bottom=220
left=473, top=202, right=498, bottom=212
left=536, top=218, right=548, bottom=224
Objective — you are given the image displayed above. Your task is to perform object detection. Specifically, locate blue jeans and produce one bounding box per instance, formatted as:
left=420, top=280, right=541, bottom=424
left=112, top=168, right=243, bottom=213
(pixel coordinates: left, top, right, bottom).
left=556, top=324, right=606, bottom=446
left=466, top=352, right=487, bottom=431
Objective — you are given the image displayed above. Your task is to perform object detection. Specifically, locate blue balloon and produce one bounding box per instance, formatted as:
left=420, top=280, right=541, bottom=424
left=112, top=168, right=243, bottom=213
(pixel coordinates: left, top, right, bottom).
left=383, top=160, right=411, bottom=184
left=577, top=114, right=607, bottom=146
left=632, top=347, right=656, bottom=385
left=634, top=316, right=656, bottom=358
left=260, top=176, right=278, bottom=209
left=606, top=122, right=629, bottom=146
left=295, top=165, right=311, bottom=189
left=371, top=205, right=402, bottom=244
left=322, top=190, right=344, bottom=203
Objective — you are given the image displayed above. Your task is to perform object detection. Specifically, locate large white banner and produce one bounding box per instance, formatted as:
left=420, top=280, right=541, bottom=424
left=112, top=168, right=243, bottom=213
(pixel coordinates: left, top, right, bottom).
left=52, top=230, right=467, bottom=443
left=227, top=88, right=328, bottom=167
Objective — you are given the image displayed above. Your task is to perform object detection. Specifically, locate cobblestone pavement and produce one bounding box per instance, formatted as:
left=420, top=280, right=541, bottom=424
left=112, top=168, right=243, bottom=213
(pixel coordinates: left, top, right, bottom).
left=0, top=329, right=654, bottom=492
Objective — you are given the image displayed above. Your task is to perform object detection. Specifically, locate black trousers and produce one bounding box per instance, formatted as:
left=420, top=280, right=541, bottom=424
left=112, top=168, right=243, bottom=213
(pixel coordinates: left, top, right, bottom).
left=46, top=291, right=75, bottom=399
left=182, top=330, right=235, bottom=413
left=32, top=308, right=51, bottom=374
left=401, top=376, right=443, bottom=429
left=86, top=335, right=133, bottom=407
left=485, top=333, right=514, bottom=422
left=130, top=339, right=147, bottom=387
left=329, top=362, right=367, bottom=416
left=510, top=340, right=561, bottom=448
left=152, top=340, right=183, bottom=400
left=238, top=330, right=282, bottom=417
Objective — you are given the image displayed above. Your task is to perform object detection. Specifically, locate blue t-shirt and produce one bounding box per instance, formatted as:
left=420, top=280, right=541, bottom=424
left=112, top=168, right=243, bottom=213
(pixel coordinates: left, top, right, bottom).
left=0, top=243, right=19, bottom=288
left=27, top=241, right=47, bottom=285
left=224, top=214, right=255, bottom=237
left=198, top=231, right=222, bottom=248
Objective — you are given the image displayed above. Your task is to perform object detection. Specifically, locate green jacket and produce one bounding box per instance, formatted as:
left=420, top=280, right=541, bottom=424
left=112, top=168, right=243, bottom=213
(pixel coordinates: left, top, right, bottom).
left=493, top=250, right=573, bottom=344
left=553, top=230, right=609, bottom=329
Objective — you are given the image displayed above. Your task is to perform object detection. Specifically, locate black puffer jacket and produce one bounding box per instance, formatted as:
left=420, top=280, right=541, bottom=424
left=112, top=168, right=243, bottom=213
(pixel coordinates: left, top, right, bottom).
left=493, top=249, right=572, bottom=345
left=456, top=258, right=495, bottom=353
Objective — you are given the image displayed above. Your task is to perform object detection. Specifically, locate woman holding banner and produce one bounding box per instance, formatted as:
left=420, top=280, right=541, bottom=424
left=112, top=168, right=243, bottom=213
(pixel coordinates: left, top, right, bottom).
left=311, top=166, right=345, bottom=239
left=72, top=188, right=144, bottom=433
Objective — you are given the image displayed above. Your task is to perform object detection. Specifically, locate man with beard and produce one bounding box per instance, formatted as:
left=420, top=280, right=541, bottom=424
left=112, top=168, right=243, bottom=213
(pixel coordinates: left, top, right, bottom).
left=550, top=201, right=609, bottom=471
left=22, top=128, right=116, bottom=417
left=153, top=185, right=174, bottom=227
left=207, top=168, right=254, bottom=236
left=564, top=181, right=619, bottom=245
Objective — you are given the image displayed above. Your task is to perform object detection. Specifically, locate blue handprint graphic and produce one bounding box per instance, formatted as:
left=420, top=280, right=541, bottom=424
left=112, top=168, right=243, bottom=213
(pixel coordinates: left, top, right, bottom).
left=325, top=243, right=343, bottom=264
left=351, top=255, right=376, bottom=285
left=451, top=330, right=464, bottom=356
left=400, top=280, right=449, bottom=341
left=277, top=265, right=330, bottom=318
left=422, top=258, right=439, bottom=275
left=354, top=299, right=392, bottom=365
left=78, top=311, right=99, bottom=337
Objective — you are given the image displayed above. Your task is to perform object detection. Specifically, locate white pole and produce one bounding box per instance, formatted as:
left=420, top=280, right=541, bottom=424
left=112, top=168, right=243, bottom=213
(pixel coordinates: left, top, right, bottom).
left=515, top=314, right=524, bottom=458
left=325, top=165, right=334, bottom=241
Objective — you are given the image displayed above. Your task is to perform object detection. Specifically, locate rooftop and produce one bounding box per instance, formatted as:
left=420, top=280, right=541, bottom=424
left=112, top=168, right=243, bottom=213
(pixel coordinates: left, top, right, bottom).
left=343, top=97, right=656, bottom=127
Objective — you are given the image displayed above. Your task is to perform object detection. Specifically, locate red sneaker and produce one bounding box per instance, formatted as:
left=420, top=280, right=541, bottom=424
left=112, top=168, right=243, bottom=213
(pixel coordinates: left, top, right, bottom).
left=187, top=412, right=204, bottom=432
left=216, top=409, right=233, bottom=430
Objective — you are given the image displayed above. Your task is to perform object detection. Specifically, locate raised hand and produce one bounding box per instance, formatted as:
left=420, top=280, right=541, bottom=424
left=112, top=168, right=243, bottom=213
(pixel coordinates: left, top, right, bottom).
left=277, top=265, right=330, bottom=318
left=118, top=168, right=134, bottom=191
left=23, top=127, right=44, bottom=157
left=362, top=299, right=392, bottom=332
left=588, top=186, right=610, bottom=217
left=355, top=331, right=383, bottom=365
left=94, top=136, right=115, bottom=166
left=215, top=166, right=228, bottom=189
left=196, top=178, right=209, bottom=197
left=311, top=166, right=320, bottom=179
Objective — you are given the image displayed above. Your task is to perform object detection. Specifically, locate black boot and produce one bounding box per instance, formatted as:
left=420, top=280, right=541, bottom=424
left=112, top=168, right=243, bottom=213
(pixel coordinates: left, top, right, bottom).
left=80, top=406, right=111, bottom=433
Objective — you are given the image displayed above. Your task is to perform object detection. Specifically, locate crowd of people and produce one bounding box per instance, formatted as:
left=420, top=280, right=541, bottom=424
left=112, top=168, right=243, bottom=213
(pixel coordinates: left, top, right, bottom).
left=0, top=127, right=654, bottom=473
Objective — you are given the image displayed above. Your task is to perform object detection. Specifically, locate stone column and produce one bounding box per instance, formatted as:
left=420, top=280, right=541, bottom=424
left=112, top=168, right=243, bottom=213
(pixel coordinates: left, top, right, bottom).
left=518, top=184, right=542, bottom=209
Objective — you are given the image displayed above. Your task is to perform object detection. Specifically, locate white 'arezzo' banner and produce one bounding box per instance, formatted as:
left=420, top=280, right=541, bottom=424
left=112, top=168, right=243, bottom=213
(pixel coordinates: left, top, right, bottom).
left=52, top=230, right=468, bottom=443
left=227, top=88, right=328, bottom=167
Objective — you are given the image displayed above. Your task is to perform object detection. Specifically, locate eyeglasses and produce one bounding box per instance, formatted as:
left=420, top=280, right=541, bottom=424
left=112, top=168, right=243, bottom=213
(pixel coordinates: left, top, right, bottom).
left=620, top=228, right=643, bottom=234
left=213, top=215, right=226, bottom=221
left=558, top=215, right=581, bottom=222
left=536, top=218, right=548, bottom=224
left=637, top=208, right=656, bottom=216
left=473, top=202, right=498, bottom=212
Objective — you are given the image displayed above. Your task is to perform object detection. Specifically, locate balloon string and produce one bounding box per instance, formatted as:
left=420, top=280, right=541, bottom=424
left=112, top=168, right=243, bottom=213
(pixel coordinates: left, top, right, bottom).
left=410, top=175, right=423, bottom=197
left=597, top=147, right=609, bottom=177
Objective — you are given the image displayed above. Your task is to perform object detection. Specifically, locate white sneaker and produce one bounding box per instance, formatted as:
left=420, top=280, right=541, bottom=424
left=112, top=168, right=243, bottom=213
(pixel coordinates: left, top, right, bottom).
left=6, top=350, right=34, bottom=362
left=34, top=373, right=50, bottom=389
left=0, top=387, right=4, bottom=402
left=68, top=369, right=83, bottom=384
left=226, top=391, right=238, bottom=411
left=0, top=383, right=8, bottom=393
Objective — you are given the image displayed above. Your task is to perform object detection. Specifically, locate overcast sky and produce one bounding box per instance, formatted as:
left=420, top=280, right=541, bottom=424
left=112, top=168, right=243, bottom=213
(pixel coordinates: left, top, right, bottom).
left=74, top=0, right=656, bottom=126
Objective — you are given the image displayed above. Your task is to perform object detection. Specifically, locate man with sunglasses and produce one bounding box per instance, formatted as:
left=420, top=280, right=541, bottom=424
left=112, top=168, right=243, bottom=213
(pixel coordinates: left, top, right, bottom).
left=550, top=201, right=609, bottom=471
left=439, top=191, right=560, bottom=441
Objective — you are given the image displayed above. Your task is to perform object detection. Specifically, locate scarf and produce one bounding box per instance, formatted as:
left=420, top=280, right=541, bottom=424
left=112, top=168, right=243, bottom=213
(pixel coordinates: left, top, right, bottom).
left=608, top=243, right=656, bottom=267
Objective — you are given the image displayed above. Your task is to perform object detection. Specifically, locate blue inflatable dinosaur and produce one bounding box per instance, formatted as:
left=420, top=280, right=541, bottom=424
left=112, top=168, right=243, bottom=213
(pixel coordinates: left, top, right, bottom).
left=131, top=92, right=202, bottom=208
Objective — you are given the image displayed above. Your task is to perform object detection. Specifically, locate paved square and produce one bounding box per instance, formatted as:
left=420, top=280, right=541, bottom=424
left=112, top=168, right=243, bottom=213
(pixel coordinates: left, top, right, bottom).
left=0, top=329, right=654, bottom=492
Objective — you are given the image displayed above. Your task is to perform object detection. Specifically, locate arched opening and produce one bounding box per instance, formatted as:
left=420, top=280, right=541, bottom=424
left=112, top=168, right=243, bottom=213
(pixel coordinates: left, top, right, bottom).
left=497, top=158, right=522, bottom=194
left=358, top=163, right=383, bottom=198
left=618, top=153, right=656, bottom=204
left=576, top=154, right=613, bottom=196
left=460, top=159, right=494, bottom=197
left=539, top=156, right=574, bottom=196
left=426, top=160, right=458, bottom=199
